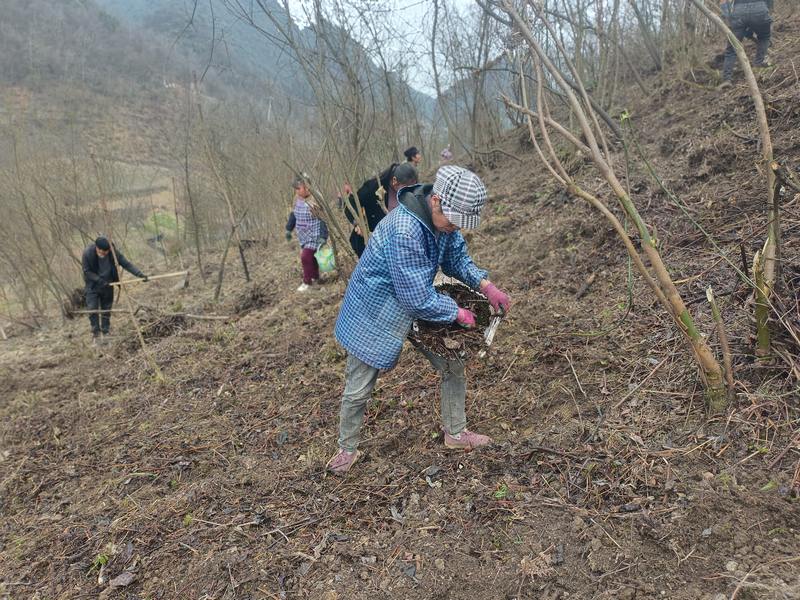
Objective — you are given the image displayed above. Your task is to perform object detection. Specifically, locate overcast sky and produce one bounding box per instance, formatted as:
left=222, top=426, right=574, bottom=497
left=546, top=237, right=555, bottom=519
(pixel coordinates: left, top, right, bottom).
left=285, top=0, right=476, bottom=95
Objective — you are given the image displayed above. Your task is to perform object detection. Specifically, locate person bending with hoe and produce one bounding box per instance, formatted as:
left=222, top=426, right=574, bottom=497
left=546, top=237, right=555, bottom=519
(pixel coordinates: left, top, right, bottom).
left=285, top=176, right=328, bottom=292
left=328, top=166, right=511, bottom=474
left=82, top=236, right=146, bottom=343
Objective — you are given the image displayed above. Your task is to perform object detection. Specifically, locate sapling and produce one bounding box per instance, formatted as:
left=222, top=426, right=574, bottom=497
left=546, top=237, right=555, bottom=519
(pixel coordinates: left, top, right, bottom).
left=690, top=0, right=778, bottom=355
left=487, top=0, right=728, bottom=408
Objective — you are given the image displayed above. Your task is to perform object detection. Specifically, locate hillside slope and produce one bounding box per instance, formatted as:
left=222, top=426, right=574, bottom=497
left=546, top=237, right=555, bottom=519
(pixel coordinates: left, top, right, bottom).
left=0, top=0, right=193, bottom=166
left=1, top=12, right=800, bottom=600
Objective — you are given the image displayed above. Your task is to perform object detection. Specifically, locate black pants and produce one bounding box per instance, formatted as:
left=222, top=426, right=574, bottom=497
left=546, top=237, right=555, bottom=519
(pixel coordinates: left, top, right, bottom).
left=723, top=2, right=771, bottom=81
left=85, top=286, right=114, bottom=335
left=349, top=229, right=366, bottom=258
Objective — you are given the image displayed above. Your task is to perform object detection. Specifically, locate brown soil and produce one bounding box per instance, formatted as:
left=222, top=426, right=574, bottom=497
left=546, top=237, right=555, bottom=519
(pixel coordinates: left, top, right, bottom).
left=2, top=13, right=800, bottom=600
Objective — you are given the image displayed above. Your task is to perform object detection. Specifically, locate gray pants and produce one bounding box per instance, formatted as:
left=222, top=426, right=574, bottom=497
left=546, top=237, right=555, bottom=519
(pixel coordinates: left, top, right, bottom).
left=337, top=349, right=467, bottom=452
left=722, top=2, right=772, bottom=81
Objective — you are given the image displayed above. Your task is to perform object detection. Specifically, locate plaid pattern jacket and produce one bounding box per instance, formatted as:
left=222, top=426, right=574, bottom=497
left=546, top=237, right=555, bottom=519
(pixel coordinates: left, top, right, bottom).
left=335, top=190, right=487, bottom=369
left=292, top=197, right=326, bottom=250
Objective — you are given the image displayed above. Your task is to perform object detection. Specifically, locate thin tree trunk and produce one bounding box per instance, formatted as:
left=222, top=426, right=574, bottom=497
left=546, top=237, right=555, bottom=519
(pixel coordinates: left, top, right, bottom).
left=171, top=176, right=185, bottom=270
left=690, top=0, right=777, bottom=347
left=183, top=82, right=206, bottom=283
left=494, top=0, right=726, bottom=405
left=214, top=226, right=236, bottom=302
left=196, top=100, right=250, bottom=282
left=707, top=286, right=735, bottom=408
left=627, top=0, right=663, bottom=71
left=753, top=250, right=771, bottom=357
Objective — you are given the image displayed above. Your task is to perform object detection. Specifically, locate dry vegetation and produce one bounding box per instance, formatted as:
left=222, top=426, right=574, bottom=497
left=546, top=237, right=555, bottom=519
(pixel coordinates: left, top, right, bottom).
left=1, top=1, right=800, bottom=599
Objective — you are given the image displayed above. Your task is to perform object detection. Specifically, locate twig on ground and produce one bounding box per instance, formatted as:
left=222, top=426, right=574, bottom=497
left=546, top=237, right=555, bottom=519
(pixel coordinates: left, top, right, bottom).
left=613, top=356, right=670, bottom=408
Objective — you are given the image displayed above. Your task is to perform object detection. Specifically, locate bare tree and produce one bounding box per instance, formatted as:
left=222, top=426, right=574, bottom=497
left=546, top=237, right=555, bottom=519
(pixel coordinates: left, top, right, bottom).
left=487, top=0, right=729, bottom=409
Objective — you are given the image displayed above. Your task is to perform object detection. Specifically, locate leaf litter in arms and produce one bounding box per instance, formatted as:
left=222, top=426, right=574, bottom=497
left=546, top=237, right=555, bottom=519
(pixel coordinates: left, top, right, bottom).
left=409, top=283, right=496, bottom=359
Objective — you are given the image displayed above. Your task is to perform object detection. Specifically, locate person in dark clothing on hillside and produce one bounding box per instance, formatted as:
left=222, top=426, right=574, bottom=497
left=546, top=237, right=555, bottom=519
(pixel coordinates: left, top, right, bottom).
left=718, top=0, right=774, bottom=88
left=343, top=163, right=418, bottom=257
left=82, top=236, right=146, bottom=342
left=404, top=146, right=422, bottom=167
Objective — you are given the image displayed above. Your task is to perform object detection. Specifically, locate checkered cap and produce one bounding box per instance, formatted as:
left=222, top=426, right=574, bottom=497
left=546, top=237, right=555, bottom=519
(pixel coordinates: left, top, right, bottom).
left=432, top=166, right=487, bottom=229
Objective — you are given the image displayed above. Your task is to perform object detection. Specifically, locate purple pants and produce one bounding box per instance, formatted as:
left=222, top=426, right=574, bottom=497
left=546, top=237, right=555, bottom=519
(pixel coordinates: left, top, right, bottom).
left=301, top=248, right=320, bottom=284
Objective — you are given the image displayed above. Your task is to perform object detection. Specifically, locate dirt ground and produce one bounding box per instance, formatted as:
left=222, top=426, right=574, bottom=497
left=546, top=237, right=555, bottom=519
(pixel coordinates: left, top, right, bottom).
left=2, top=14, right=800, bottom=600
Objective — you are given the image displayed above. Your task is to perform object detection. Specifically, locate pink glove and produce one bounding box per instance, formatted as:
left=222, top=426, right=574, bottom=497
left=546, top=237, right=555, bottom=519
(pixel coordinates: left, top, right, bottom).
left=483, top=282, right=510, bottom=313
left=456, top=307, right=477, bottom=329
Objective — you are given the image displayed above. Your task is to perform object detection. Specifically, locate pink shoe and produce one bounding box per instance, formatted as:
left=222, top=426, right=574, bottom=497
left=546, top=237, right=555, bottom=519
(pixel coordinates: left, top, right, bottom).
left=326, top=449, right=360, bottom=474
left=444, top=429, right=492, bottom=450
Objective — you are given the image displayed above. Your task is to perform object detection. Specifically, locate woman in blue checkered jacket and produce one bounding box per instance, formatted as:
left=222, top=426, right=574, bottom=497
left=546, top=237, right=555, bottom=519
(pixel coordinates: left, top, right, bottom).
left=328, top=166, right=511, bottom=474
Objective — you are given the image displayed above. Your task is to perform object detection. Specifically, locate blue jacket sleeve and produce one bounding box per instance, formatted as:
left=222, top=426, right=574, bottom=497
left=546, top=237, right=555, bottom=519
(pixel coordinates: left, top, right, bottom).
left=286, top=212, right=296, bottom=232
left=441, top=232, right=487, bottom=289
left=386, top=233, right=458, bottom=323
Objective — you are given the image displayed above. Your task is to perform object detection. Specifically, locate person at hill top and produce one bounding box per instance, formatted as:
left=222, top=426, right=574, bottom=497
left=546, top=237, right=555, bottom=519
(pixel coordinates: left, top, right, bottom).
left=343, top=162, right=419, bottom=257
left=718, top=0, right=773, bottom=89
left=285, top=176, right=328, bottom=292
left=81, top=236, right=146, bottom=343
left=327, top=165, right=511, bottom=475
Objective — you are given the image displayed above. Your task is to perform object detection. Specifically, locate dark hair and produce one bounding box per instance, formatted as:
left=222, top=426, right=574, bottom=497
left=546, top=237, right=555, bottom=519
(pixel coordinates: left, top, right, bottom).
left=393, top=163, right=418, bottom=185
left=95, top=237, right=111, bottom=251
left=291, top=176, right=306, bottom=189
left=403, top=146, right=419, bottom=161
left=378, top=163, right=400, bottom=189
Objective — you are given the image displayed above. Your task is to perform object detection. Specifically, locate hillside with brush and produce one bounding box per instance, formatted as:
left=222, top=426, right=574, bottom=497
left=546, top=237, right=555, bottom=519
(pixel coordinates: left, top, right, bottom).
left=1, top=4, right=799, bottom=599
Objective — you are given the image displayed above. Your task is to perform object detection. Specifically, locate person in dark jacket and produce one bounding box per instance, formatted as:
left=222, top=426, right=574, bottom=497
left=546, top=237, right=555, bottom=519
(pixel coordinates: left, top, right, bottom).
left=404, top=146, right=422, bottom=167
left=718, top=0, right=773, bottom=88
left=344, top=163, right=418, bottom=257
left=82, top=237, right=146, bottom=341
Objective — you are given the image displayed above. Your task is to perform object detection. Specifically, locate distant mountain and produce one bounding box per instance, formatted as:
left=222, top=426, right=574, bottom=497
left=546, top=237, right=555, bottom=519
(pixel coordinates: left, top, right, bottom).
left=0, top=0, right=436, bottom=166
left=0, top=0, right=192, bottom=165
left=94, top=0, right=435, bottom=117
left=0, top=0, right=180, bottom=94
left=96, top=0, right=305, bottom=98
